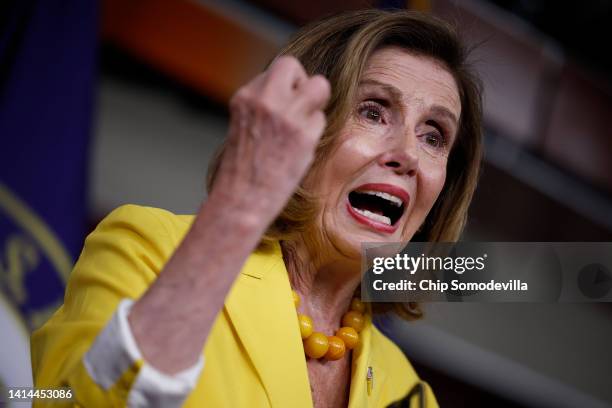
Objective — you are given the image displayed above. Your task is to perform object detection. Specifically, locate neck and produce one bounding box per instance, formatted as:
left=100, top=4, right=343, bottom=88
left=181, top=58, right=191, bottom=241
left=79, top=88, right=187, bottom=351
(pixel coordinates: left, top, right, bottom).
left=281, top=234, right=362, bottom=335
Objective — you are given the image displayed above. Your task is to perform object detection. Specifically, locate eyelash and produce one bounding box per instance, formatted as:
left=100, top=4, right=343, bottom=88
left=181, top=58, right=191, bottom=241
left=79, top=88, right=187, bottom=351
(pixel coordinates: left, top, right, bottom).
left=357, top=100, right=387, bottom=124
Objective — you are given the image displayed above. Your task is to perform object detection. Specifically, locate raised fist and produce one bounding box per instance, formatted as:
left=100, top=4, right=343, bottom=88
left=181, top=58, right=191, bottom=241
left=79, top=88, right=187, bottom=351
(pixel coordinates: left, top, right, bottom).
left=211, top=56, right=331, bottom=224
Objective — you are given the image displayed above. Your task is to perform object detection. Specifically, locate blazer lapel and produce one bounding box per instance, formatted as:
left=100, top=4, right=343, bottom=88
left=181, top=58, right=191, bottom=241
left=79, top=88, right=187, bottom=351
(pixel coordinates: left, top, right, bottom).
left=225, top=243, right=313, bottom=407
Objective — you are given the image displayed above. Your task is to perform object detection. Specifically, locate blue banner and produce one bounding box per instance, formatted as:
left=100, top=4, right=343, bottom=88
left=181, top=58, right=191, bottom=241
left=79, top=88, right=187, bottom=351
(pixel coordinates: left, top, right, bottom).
left=0, top=0, right=97, bottom=393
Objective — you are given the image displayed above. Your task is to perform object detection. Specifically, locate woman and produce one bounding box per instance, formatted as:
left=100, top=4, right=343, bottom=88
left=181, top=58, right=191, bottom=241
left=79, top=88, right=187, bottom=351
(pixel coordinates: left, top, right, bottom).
left=32, top=9, right=482, bottom=408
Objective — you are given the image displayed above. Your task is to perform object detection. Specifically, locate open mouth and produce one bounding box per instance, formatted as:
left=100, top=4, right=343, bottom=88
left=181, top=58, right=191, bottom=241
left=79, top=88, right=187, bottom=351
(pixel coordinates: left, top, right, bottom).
left=347, top=185, right=407, bottom=229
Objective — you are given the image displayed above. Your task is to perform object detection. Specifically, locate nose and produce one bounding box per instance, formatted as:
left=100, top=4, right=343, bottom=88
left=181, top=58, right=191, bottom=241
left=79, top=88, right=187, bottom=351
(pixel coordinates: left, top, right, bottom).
left=378, top=132, right=419, bottom=176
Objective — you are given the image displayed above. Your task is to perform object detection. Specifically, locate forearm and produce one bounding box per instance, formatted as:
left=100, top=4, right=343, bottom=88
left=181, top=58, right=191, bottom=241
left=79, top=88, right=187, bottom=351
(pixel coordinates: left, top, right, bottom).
left=127, top=56, right=328, bottom=377
left=128, top=193, right=267, bottom=375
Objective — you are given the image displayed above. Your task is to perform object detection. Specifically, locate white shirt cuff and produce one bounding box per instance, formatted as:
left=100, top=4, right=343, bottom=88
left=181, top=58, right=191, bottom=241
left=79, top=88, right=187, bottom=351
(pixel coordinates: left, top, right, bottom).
left=84, top=299, right=204, bottom=407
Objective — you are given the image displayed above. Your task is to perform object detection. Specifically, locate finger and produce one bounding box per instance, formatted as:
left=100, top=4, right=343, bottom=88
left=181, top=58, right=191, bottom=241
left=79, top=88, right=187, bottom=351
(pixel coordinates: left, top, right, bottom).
left=248, top=71, right=268, bottom=91
left=293, top=74, right=331, bottom=114
left=303, top=110, right=327, bottom=142
left=263, top=56, right=307, bottom=99
left=229, top=71, right=266, bottom=110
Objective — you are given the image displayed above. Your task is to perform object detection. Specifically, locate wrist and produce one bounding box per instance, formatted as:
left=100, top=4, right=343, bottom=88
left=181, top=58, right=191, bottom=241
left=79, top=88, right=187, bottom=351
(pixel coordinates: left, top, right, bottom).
left=191, top=192, right=268, bottom=245
left=200, top=189, right=275, bottom=231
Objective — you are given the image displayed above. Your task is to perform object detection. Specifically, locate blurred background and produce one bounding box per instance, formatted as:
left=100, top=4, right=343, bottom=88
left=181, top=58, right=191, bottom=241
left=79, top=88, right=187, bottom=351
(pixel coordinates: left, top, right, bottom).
left=1, top=0, right=611, bottom=407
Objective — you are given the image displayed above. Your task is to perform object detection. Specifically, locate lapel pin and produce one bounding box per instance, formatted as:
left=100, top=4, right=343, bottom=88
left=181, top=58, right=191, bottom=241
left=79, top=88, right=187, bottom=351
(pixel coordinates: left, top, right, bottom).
left=367, top=366, right=373, bottom=396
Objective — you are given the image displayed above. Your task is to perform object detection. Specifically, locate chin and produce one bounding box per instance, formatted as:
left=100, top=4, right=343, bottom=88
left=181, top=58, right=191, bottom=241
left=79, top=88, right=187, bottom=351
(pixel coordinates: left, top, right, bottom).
left=326, top=225, right=403, bottom=262
left=319, top=207, right=416, bottom=262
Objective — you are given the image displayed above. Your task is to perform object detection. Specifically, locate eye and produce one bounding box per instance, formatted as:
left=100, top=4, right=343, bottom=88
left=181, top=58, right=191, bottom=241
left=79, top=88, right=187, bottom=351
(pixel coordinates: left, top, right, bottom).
left=422, top=121, right=448, bottom=149
left=424, top=132, right=445, bottom=148
left=365, top=108, right=381, bottom=122
left=358, top=101, right=387, bottom=124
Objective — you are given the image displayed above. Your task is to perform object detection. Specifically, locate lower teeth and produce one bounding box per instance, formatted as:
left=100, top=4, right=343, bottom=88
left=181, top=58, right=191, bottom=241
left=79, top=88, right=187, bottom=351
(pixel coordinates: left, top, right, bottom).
left=353, top=207, right=391, bottom=225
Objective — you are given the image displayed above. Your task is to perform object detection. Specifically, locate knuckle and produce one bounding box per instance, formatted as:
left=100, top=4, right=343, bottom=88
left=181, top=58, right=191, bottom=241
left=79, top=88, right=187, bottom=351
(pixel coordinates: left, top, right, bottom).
left=272, top=55, right=305, bottom=77
left=311, top=111, right=327, bottom=131
left=276, top=55, right=300, bottom=70
left=310, top=75, right=331, bottom=98
left=314, top=110, right=327, bottom=124
left=230, top=87, right=251, bottom=107
left=297, top=112, right=326, bottom=145
left=231, top=72, right=267, bottom=109
left=253, top=97, right=276, bottom=116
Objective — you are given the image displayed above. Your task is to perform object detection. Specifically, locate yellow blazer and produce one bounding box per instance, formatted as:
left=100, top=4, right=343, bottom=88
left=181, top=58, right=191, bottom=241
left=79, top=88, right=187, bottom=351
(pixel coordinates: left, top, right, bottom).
left=31, top=205, right=437, bottom=407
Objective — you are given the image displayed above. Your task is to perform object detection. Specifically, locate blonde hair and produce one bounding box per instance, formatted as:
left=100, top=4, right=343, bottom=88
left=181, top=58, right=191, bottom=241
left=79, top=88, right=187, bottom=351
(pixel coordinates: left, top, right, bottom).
left=208, top=9, right=483, bottom=319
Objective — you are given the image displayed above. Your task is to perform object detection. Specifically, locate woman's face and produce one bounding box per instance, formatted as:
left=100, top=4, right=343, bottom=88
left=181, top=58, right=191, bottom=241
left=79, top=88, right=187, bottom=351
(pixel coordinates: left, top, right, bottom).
left=306, top=46, right=461, bottom=260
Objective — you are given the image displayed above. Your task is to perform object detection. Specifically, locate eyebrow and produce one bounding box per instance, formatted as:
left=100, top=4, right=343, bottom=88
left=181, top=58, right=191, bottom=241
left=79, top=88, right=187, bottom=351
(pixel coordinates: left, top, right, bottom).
left=430, top=105, right=459, bottom=127
left=359, top=79, right=404, bottom=105
left=358, top=79, right=459, bottom=126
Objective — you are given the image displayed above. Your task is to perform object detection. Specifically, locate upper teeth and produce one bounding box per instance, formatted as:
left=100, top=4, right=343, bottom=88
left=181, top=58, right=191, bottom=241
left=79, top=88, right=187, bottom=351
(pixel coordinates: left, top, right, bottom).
left=360, top=190, right=403, bottom=207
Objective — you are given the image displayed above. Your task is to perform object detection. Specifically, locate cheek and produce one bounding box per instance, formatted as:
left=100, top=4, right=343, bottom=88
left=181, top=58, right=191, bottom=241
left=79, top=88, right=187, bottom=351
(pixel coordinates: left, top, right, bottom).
left=417, top=160, right=447, bottom=209
left=400, top=163, right=446, bottom=240
left=413, top=162, right=446, bottom=225
left=317, top=131, right=381, bottom=193
left=337, top=127, right=382, bottom=165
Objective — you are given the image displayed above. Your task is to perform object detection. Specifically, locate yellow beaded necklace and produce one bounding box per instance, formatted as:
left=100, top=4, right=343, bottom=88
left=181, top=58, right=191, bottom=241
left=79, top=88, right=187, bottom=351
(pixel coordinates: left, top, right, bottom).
left=292, top=290, right=366, bottom=361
